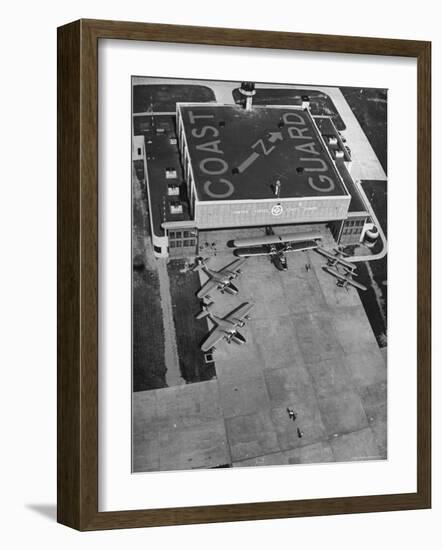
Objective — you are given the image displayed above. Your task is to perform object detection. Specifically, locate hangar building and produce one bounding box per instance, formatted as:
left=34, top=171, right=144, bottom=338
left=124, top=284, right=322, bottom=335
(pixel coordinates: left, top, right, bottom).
left=134, top=94, right=374, bottom=258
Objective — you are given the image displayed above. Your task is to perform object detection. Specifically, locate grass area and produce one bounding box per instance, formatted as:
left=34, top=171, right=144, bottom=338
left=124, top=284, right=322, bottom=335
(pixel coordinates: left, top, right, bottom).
left=133, top=268, right=167, bottom=391
left=133, top=84, right=216, bottom=113
left=340, top=87, right=387, bottom=173
left=361, top=180, right=388, bottom=237
left=133, top=159, right=145, bottom=183
left=132, top=167, right=166, bottom=392
left=232, top=88, right=346, bottom=130
left=167, top=260, right=216, bottom=383
left=339, top=85, right=388, bottom=348
left=354, top=260, right=387, bottom=348
left=346, top=180, right=388, bottom=348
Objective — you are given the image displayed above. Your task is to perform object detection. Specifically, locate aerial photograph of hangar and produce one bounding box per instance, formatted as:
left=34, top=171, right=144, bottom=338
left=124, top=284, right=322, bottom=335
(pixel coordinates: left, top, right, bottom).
left=132, top=76, right=387, bottom=472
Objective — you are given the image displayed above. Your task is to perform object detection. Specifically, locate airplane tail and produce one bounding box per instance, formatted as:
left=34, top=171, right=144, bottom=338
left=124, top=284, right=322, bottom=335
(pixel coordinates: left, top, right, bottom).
left=191, top=257, right=209, bottom=272
left=196, top=301, right=215, bottom=319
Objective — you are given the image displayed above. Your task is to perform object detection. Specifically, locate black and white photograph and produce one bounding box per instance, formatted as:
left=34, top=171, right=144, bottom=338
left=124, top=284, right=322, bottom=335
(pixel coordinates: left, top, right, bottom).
left=1, top=0, right=436, bottom=541
left=131, top=76, right=388, bottom=473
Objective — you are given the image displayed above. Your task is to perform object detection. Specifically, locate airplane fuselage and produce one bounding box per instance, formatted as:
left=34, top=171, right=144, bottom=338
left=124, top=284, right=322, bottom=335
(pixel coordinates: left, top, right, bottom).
left=206, top=314, right=246, bottom=346
left=315, top=248, right=356, bottom=273
left=204, top=268, right=227, bottom=283
left=198, top=301, right=253, bottom=352
left=205, top=266, right=241, bottom=284
left=234, top=239, right=317, bottom=272
left=210, top=314, right=237, bottom=331
left=270, top=250, right=288, bottom=271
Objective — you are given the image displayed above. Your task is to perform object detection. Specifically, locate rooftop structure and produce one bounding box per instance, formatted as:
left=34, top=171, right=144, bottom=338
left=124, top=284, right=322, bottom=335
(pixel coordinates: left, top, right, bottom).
left=178, top=103, right=349, bottom=202
left=134, top=115, right=192, bottom=236
left=133, top=90, right=374, bottom=258
left=176, top=103, right=353, bottom=231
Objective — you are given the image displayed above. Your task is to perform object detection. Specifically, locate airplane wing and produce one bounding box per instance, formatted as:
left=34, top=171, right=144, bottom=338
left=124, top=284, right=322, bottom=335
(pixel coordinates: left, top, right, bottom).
left=278, top=231, right=323, bottom=244
left=333, top=248, right=350, bottom=258
left=201, top=327, right=226, bottom=352
left=315, top=247, right=336, bottom=260
left=233, top=230, right=322, bottom=248
left=222, top=258, right=247, bottom=275
left=316, top=248, right=355, bottom=270
left=347, top=279, right=367, bottom=291
left=334, top=258, right=357, bottom=272
left=285, top=240, right=319, bottom=252
left=235, top=240, right=317, bottom=258
left=196, top=278, right=218, bottom=298
left=323, top=265, right=344, bottom=278
left=323, top=266, right=367, bottom=291
left=225, top=303, right=254, bottom=325
left=233, top=234, right=282, bottom=247
left=234, top=246, right=270, bottom=257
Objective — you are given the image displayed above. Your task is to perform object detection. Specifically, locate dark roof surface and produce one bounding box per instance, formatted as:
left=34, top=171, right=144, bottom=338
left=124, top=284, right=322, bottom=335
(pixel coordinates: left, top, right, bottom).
left=232, top=88, right=346, bottom=131
left=179, top=104, right=349, bottom=202
left=135, top=115, right=191, bottom=235
left=133, top=84, right=215, bottom=113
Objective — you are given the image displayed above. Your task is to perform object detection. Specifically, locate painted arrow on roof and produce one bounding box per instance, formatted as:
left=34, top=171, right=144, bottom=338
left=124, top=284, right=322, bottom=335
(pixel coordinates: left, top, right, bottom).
left=267, top=131, right=284, bottom=144
left=236, top=131, right=284, bottom=174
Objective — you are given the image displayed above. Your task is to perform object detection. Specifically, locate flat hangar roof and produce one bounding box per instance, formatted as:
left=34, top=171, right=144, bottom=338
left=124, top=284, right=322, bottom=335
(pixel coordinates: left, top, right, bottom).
left=178, top=104, right=349, bottom=202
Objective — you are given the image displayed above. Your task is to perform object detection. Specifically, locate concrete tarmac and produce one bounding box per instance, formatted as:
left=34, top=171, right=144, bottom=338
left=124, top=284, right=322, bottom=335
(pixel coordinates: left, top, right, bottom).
left=133, top=246, right=386, bottom=471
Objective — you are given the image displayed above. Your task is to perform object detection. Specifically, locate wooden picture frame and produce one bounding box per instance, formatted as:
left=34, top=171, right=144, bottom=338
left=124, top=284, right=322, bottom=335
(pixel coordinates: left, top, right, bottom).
left=57, top=19, right=431, bottom=531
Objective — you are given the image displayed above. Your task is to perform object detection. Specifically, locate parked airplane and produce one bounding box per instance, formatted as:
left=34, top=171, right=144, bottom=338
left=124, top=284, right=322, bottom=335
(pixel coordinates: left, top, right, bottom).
left=322, top=265, right=367, bottom=291
left=192, top=257, right=247, bottom=299
left=196, top=302, right=254, bottom=352
left=233, top=229, right=322, bottom=271
left=315, top=247, right=357, bottom=273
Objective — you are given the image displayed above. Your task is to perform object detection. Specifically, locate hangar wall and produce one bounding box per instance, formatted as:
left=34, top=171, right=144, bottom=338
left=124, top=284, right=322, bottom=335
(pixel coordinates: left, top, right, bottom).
left=194, top=196, right=351, bottom=229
